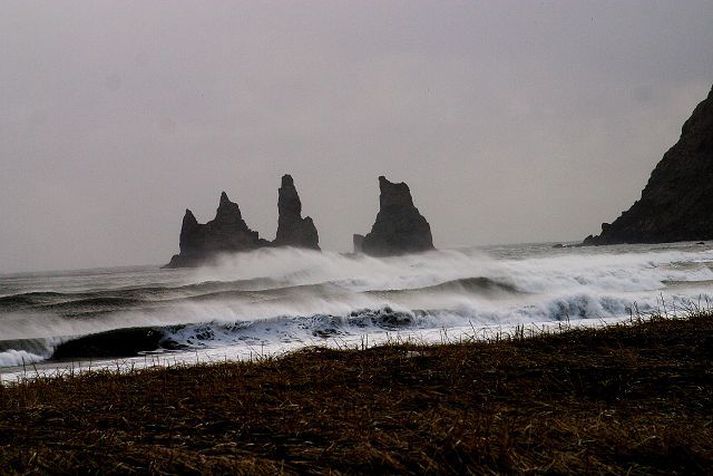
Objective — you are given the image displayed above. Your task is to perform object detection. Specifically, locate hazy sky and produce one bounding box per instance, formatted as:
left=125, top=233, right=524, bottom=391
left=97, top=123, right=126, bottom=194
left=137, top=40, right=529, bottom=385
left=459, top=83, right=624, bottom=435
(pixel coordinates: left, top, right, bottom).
left=2, top=1, right=712, bottom=272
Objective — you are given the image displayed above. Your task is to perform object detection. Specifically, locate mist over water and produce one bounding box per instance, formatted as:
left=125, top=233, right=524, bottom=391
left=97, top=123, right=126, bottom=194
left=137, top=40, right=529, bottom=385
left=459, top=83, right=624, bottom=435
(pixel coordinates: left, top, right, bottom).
left=2, top=242, right=713, bottom=378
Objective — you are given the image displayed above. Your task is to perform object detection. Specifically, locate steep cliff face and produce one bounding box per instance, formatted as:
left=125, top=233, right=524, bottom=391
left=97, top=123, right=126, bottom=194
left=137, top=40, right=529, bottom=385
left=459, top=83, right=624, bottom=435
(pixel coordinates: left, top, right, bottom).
left=585, top=85, right=713, bottom=245
left=273, top=175, right=319, bottom=249
left=359, top=176, right=434, bottom=256
left=166, top=192, right=267, bottom=267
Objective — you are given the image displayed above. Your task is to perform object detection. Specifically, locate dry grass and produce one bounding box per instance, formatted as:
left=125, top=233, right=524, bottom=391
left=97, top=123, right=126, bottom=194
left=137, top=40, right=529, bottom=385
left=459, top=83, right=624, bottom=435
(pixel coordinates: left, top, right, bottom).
left=1, top=312, right=712, bottom=474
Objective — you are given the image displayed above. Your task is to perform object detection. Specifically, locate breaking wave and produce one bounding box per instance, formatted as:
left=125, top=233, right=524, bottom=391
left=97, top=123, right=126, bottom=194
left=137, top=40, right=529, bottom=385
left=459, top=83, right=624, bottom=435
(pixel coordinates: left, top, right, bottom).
left=2, top=243, right=713, bottom=367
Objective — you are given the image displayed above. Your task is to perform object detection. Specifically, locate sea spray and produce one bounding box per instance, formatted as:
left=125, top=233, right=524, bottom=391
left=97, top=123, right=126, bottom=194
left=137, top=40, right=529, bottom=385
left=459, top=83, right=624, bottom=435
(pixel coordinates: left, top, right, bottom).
left=1, top=242, right=713, bottom=371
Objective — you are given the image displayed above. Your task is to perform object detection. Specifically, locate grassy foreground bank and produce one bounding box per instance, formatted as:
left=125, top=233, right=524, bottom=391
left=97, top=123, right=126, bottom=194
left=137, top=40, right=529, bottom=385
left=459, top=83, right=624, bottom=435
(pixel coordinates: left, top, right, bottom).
left=1, top=314, right=712, bottom=474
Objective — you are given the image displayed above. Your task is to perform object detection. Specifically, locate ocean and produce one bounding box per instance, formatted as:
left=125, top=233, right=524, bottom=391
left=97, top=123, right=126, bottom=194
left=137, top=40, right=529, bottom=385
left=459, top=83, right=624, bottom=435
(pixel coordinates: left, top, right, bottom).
left=2, top=241, right=712, bottom=382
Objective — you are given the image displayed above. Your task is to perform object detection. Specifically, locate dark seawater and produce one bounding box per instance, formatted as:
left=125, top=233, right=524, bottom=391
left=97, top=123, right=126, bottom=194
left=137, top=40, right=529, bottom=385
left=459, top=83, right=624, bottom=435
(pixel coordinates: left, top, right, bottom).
left=2, top=242, right=713, bottom=380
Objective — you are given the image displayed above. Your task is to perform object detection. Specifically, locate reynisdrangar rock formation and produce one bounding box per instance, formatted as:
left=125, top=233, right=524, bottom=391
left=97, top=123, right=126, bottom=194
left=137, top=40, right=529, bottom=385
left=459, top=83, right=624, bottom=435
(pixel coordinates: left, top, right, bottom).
left=166, top=192, right=269, bottom=268
left=273, top=175, right=319, bottom=250
left=584, top=85, right=713, bottom=245
left=355, top=176, right=434, bottom=256
left=166, top=175, right=319, bottom=267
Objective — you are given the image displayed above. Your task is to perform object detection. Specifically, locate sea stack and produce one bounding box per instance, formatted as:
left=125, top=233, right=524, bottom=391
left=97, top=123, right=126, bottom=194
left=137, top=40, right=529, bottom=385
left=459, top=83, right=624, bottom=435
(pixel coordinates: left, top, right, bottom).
left=166, top=175, right=320, bottom=267
left=357, top=176, right=434, bottom=256
left=584, top=85, right=713, bottom=245
left=166, top=192, right=268, bottom=267
left=273, top=174, right=320, bottom=249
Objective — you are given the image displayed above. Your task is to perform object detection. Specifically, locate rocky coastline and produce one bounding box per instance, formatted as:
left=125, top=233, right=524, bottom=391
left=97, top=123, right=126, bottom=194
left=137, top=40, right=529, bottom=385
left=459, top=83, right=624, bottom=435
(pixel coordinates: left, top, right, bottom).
left=585, top=85, right=713, bottom=245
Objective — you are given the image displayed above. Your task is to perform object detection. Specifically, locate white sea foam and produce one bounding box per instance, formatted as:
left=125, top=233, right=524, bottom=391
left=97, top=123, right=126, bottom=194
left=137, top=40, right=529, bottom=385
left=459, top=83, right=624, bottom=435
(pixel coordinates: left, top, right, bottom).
left=1, top=242, right=713, bottom=379
left=0, top=349, right=47, bottom=367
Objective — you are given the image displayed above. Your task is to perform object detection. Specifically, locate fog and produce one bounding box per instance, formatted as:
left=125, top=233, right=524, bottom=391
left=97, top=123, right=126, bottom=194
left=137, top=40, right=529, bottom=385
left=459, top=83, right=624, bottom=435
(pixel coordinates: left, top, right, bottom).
left=1, top=1, right=712, bottom=273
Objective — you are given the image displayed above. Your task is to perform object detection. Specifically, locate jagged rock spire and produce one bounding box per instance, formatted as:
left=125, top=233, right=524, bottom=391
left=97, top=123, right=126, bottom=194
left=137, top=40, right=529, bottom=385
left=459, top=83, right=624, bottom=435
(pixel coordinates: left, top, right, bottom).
left=166, top=191, right=266, bottom=268
left=273, top=174, right=319, bottom=249
left=166, top=175, right=322, bottom=267
left=182, top=209, right=198, bottom=228
left=213, top=191, right=246, bottom=228
left=178, top=209, right=200, bottom=255
left=358, top=176, right=434, bottom=256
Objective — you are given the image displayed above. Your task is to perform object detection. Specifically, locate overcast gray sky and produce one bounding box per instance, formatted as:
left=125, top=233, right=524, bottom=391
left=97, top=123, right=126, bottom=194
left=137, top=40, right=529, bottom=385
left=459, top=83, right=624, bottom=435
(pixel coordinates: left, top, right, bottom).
left=1, top=1, right=712, bottom=273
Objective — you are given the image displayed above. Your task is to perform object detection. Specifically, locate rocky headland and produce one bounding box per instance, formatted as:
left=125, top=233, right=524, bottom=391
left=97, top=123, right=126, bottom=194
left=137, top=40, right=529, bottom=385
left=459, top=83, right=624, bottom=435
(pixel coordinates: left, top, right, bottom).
left=584, top=85, right=713, bottom=245
left=355, top=176, right=434, bottom=256
left=166, top=175, right=318, bottom=267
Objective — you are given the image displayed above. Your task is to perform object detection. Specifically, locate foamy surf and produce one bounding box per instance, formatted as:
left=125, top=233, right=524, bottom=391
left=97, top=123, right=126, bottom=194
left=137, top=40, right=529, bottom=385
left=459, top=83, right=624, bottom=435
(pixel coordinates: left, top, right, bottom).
left=1, top=241, right=712, bottom=382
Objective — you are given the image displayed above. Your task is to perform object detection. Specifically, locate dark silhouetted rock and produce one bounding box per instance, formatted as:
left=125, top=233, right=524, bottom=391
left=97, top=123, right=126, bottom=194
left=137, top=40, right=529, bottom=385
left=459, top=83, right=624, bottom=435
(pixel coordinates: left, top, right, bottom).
left=166, top=175, right=321, bottom=267
left=353, top=234, right=365, bottom=253
left=584, top=85, right=713, bottom=245
left=166, top=192, right=267, bottom=268
left=273, top=174, right=319, bottom=249
left=358, top=176, right=434, bottom=256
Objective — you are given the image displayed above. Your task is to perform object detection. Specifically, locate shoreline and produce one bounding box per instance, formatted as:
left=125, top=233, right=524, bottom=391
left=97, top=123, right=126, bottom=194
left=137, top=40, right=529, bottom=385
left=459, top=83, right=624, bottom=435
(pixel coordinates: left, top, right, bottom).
left=1, top=311, right=711, bottom=473
left=1, top=313, right=637, bottom=384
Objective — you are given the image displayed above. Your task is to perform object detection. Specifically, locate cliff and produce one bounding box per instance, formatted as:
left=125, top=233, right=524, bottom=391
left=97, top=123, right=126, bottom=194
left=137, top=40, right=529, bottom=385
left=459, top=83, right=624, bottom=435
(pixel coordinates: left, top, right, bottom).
left=357, top=176, right=434, bottom=256
left=584, top=85, right=713, bottom=245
